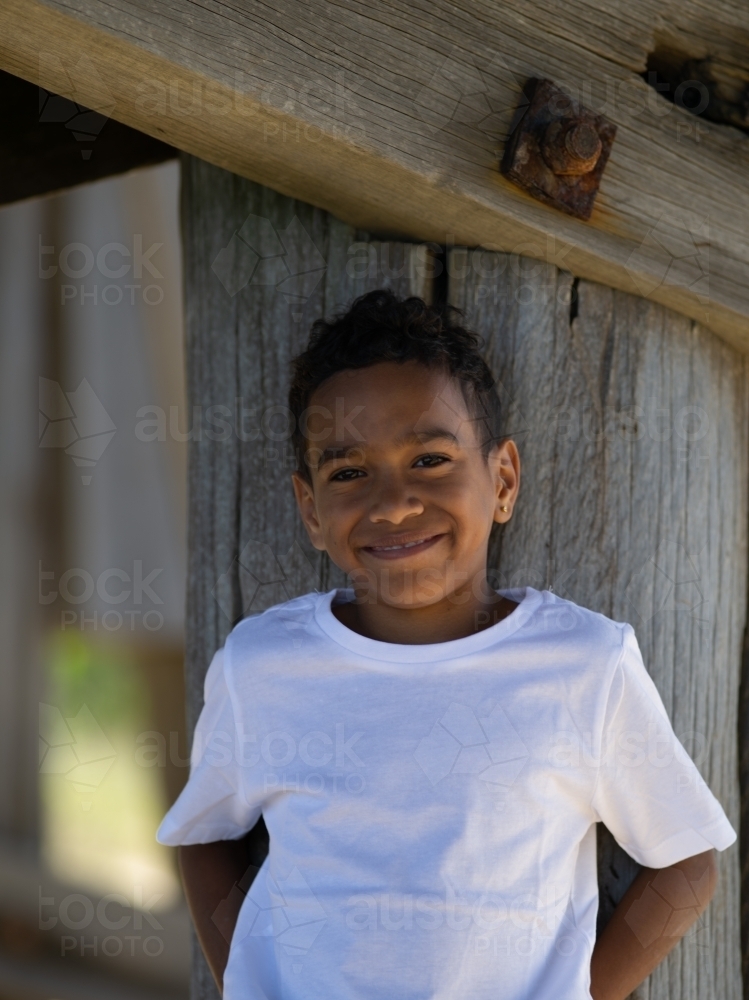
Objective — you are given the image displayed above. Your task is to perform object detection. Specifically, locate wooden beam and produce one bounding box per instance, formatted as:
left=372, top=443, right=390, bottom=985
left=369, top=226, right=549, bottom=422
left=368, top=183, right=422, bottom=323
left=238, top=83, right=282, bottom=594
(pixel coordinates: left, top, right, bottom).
left=3, top=0, right=745, bottom=346
left=0, top=69, right=176, bottom=205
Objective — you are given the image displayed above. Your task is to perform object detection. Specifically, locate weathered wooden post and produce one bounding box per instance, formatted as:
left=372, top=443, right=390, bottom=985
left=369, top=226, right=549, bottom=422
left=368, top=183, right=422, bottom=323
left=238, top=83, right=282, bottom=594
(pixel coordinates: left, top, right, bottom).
left=449, top=251, right=747, bottom=999
left=182, top=164, right=748, bottom=996
left=181, top=153, right=432, bottom=997
left=182, top=159, right=748, bottom=997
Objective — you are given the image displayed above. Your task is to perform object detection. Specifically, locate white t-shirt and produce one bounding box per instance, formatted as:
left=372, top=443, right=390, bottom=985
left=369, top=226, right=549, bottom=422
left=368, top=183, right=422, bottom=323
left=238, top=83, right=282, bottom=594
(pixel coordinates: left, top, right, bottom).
left=157, top=586, right=736, bottom=1000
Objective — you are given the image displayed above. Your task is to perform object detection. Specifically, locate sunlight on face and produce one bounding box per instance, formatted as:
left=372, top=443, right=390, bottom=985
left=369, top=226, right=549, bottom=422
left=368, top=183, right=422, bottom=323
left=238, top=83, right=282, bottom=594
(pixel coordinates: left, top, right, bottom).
left=292, top=360, right=518, bottom=610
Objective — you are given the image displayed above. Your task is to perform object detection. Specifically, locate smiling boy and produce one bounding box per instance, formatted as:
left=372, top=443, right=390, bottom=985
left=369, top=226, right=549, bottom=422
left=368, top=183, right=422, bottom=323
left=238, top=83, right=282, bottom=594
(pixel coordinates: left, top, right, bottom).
left=158, top=290, right=735, bottom=1000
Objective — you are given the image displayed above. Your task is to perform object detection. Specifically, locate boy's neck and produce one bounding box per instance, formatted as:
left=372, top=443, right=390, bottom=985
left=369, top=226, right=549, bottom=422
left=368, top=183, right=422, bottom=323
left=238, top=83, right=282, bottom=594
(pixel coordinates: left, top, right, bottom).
left=332, top=584, right=519, bottom=645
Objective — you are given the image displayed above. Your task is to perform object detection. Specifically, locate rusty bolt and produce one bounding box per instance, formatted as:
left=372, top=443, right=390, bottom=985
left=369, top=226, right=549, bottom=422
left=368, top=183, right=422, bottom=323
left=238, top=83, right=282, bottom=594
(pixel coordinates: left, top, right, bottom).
left=501, top=78, right=617, bottom=221
left=541, top=120, right=602, bottom=176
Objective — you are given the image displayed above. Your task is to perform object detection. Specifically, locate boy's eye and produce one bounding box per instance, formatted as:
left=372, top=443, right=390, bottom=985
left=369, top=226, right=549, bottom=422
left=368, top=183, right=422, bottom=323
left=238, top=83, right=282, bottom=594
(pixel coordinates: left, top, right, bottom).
left=330, top=467, right=365, bottom=482
left=414, top=454, right=449, bottom=468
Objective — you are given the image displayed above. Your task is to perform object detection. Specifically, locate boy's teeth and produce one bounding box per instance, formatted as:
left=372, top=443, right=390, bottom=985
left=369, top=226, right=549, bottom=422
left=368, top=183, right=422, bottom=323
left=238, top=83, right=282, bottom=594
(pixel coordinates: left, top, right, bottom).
left=377, top=538, right=427, bottom=550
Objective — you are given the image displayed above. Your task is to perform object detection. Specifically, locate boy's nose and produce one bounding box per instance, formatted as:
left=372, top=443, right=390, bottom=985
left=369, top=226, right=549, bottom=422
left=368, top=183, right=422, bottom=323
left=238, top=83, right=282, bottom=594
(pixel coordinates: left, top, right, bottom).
left=368, top=480, right=425, bottom=523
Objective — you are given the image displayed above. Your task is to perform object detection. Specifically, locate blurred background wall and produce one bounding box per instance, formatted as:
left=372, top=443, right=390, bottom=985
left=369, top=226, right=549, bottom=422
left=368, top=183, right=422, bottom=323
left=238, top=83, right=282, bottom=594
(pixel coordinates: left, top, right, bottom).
left=0, top=158, right=190, bottom=1000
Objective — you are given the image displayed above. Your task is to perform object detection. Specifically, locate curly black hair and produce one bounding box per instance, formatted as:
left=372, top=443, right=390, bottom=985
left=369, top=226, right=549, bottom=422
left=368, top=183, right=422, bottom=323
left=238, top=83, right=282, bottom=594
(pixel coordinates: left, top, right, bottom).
left=288, top=289, right=503, bottom=482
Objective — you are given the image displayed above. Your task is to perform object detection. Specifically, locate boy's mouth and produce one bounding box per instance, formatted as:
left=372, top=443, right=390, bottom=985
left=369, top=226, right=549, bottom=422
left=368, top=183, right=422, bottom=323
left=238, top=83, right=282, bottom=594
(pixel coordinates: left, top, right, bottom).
left=360, top=533, right=446, bottom=560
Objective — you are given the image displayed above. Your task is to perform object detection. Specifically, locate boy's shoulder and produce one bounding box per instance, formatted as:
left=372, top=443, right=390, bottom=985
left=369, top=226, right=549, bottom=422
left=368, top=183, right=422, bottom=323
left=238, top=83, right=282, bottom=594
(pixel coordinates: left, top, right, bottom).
left=226, top=588, right=324, bottom=650
left=524, top=587, right=632, bottom=649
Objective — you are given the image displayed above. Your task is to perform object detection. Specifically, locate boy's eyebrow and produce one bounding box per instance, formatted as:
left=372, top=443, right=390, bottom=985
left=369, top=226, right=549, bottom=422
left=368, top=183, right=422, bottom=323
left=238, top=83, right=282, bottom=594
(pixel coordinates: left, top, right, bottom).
left=316, top=445, right=359, bottom=470
left=394, top=427, right=460, bottom=448
left=315, top=427, right=460, bottom=471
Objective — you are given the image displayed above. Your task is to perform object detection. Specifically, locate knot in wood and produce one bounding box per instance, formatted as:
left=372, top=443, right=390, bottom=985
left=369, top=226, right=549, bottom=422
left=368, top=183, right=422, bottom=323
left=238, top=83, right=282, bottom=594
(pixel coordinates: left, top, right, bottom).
left=541, top=120, right=602, bottom=176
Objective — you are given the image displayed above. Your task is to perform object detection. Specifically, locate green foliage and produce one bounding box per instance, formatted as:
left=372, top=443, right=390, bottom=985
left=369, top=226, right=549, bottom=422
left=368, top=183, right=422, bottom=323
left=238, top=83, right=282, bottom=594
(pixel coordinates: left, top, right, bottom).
left=45, top=631, right=150, bottom=729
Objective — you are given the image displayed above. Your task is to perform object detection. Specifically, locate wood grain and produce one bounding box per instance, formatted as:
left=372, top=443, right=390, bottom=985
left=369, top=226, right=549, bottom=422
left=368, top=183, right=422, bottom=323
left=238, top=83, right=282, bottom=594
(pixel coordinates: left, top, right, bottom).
left=1, top=0, right=747, bottom=347
left=449, top=247, right=748, bottom=999
left=182, top=153, right=431, bottom=997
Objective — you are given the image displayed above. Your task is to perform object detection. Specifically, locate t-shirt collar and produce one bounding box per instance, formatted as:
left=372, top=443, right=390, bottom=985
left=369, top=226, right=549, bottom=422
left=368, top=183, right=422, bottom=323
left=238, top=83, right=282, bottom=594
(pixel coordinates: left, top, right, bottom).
left=313, top=585, right=543, bottom=664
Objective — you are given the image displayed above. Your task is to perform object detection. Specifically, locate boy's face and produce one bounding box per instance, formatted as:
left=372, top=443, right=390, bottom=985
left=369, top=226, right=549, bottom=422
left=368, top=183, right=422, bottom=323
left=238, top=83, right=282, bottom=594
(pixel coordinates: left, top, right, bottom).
left=291, top=360, right=520, bottom=609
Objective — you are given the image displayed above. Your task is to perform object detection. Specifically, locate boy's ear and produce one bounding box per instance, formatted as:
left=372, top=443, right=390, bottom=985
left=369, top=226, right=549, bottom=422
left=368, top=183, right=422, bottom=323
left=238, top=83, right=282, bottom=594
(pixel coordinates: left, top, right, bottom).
left=490, top=438, right=520, bottom=524
left=291, top=471, right=328, bottom=551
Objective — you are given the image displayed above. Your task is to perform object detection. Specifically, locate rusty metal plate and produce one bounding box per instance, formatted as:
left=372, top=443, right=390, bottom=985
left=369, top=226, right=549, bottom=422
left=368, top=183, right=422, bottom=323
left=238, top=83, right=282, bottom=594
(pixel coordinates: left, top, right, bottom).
left=501, top=78, right=617, bottom=221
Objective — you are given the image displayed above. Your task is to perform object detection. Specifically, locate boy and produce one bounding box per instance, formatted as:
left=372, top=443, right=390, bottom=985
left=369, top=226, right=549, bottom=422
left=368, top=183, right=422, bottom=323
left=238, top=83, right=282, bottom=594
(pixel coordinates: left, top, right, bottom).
left=157, top=290, right=735, bottom=1000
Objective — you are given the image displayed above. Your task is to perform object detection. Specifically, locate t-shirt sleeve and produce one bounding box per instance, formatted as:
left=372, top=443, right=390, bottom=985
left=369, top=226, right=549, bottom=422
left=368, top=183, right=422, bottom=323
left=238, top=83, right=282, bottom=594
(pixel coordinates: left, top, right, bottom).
left=156, top=645, right=262, bottom=845
left=590, top=624, right=736, bottom=869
